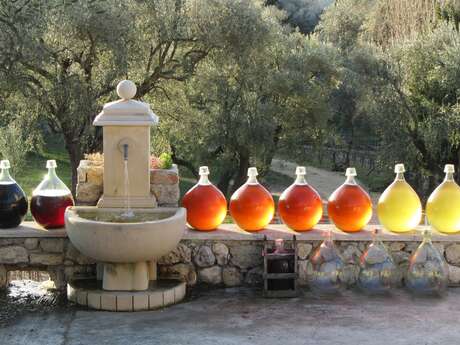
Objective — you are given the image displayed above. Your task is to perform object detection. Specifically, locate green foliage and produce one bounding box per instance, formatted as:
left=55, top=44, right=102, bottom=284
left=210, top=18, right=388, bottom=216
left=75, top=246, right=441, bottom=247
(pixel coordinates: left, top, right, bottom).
left=0, top=101, right=43, bottom=174
left=159, top=153, right=173, bottom=170
left=0, top=0, right=214, bottom=192
left=317, top=0, right=460, bottom=196
left=157, top=1, right=338, bottom=194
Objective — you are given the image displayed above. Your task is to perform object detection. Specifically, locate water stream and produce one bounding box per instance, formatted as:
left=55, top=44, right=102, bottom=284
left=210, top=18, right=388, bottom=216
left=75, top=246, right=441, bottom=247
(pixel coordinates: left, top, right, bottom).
left=121, top=159, right=134, bottom=218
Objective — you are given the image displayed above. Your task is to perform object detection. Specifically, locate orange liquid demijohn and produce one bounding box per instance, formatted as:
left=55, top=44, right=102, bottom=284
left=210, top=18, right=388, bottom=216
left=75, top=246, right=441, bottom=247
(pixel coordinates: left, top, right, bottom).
left=327, top=168, right=372, bottom=232
left=230, top=167, right=274, bottom=232
left=278, top=166, right=323, bottom=231
left=182, top=166, right=227, bottom=231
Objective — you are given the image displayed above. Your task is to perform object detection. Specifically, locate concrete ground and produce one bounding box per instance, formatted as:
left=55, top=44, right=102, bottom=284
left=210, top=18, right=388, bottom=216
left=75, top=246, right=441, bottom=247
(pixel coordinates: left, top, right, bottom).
left=1, top=287, right=459, bottom=345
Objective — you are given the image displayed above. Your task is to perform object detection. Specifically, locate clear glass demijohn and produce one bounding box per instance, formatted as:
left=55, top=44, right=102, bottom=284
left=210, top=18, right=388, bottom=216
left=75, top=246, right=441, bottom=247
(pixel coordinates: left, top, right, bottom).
left=406, top=229, right=448, bottom=296
left=31, top=160, right=74, bottom=229
left=307, top=230, right=345, bottom=295
left=358, top=229, right=399, bottom=294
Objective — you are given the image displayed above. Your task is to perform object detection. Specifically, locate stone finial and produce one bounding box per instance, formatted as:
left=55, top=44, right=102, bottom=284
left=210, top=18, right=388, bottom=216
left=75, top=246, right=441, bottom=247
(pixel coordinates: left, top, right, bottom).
left=117, top=80, right=137, bottom=100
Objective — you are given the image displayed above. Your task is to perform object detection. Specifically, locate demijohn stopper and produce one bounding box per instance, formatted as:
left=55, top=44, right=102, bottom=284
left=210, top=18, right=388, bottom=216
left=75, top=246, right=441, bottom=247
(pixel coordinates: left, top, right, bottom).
left=394, top=163, right=405, bottom=174
left=444, top=164, right=455, bottom=174
left=0, top=160, right=10, bottom=169
left=345, top=167, right=357, bottom=177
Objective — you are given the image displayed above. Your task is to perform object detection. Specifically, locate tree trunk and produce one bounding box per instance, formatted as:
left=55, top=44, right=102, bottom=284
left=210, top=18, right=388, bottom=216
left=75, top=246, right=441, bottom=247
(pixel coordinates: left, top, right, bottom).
left=64, top=137, right=83, bottom=197
left=170, top=145, right=198, bottom=179
left=231, top=150, right=250, bottom=194
left=217, top=169, right=235, bottom=197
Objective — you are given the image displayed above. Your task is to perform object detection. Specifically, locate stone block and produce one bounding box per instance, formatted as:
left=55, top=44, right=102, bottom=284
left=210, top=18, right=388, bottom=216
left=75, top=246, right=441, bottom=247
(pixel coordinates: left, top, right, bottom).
left=212, top=243, right=229, bottom=266
left=159, top=263, right=197, bottom=286
left=163, top=288, right=175, bottom=306
left=149, top=291, right=164, bottom=309
left=86, top=166, right=104, bottom=185
left=194, top=246, right=216, bottom=268
left=446, top=244, right=460, bottom=264
left=230, top=244, right=263, bottom=269
left=448, top=264, right=460, bottom=285
left=76, top=182, right=103, bottom=204
left=66, top=243, right=96, bottom=265
left=244, top=267, right=263, bottom=287
left=198, top=266, right=222, bottom=285
left=150, top=169, right=179, bottom=185
left=150, top=184, right=180, bottom=205
left=297, top=243, right=313, bottom=260
left=76, top=290, right=88, bottom=306
left=222, top=267, right=242, bottom=287
left=117, top=295, right=133, bottom=312
left=77, top=167, right=87, bottom=183
left=133, top=294, right=149, bottom=311
left=0, top=246, right=28, bottom=264
left=87, top=292, right=102, bottom=310
left=389, top=242, right=406, bottom=251
left=174, top=282, right=187, bottom=302
left=30, top=253, right=63, bottom=265
left=158, top=243, right=191, bottom=265
left=101, top=294, right=117, bottom=311
left=40, top=239, right=65, bottom=253
left=24, top=238, right=39, bottom=250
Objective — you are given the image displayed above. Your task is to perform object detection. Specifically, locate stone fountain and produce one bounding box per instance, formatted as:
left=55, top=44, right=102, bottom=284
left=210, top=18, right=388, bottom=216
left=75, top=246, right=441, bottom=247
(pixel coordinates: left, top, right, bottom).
left=65, top=80, right=187, bottom=311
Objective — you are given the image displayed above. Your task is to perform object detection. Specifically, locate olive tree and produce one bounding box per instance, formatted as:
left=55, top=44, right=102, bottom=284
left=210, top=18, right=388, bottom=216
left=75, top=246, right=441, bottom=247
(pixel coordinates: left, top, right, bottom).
left=0, top=0, right=212, bottom=192
left=157, top=1, right=337, bottom=194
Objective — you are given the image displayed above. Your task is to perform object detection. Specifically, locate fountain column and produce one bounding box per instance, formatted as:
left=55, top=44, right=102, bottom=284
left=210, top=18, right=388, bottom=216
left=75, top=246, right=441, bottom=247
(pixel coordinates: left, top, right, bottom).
left=93, top=80, right=158, bottom=208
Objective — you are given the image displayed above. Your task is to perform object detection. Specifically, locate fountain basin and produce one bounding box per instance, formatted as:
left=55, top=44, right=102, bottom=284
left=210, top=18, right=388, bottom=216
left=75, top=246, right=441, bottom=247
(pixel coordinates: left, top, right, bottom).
left=65, top=206, right=185, bottom=263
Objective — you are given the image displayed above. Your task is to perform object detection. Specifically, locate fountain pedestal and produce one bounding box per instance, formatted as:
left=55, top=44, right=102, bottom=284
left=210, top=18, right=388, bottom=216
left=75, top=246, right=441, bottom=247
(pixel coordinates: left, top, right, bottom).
left=103, top=262, right=150, bottom=291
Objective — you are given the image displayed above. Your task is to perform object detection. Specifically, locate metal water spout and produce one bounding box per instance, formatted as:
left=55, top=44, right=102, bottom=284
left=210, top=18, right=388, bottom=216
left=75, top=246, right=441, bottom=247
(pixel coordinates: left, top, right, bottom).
left=122, top=143, right=129, bottom=162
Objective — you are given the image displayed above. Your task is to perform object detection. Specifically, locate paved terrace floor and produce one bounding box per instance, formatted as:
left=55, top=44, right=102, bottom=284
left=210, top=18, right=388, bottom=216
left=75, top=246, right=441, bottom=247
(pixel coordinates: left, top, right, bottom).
left=1, top=287, right=460, bottom=345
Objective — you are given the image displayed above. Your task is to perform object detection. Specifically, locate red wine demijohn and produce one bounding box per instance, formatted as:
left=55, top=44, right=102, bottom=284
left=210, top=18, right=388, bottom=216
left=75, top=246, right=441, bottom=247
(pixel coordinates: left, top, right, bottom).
left=31, top=160, right=74, bottom=229
left=0, top=160, right=28, bottom=228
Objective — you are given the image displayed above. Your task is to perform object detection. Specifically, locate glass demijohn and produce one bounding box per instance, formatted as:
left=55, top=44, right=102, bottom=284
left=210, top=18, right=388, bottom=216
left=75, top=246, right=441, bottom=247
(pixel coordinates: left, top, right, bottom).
left=327, top=167, right=372, bottom=232
left=307, top=230, right=345, bottom=294
left=31, top=160, right=74, bottom=229
left=0, top=160, right=28, bottom=228
left=406, top=229, right=448, bottom=295
left=278, top=166, right=323, bottom=231
left=426, top=164, right=460, bottom=234
left=358, top=229, right=398, bottom=294
left=229, top=167, right=274, bottom=231
left=377, top=164, right=422, bottom=232
left=182, top=166, right=227, bottom=231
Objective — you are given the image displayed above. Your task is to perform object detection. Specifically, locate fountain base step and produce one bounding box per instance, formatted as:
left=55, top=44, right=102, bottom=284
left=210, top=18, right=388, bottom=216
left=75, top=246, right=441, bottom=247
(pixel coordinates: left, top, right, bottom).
left=68, top=278, right=186, bottom=311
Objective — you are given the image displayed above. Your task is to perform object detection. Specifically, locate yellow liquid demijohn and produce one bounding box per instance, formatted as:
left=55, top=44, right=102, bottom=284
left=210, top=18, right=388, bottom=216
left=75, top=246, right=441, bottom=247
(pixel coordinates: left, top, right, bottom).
left=426, top=164, right=460, bottom=234
left=377, top=164, right=422, bottom=233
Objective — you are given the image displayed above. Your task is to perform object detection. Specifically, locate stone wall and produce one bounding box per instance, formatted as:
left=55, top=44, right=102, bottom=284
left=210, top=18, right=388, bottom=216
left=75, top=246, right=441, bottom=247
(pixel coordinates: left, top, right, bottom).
left=157, top=238, right=460, bottom=288
left=2, top=228, right=460, bottom=292
left=75, top=160, right=180, bottom=207
left=0, top=236, right=96, bottom=290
